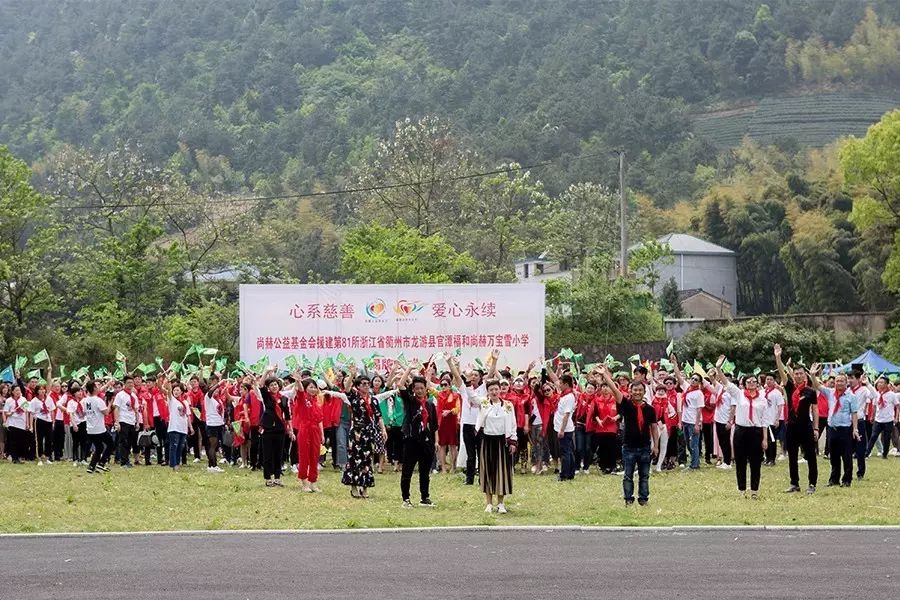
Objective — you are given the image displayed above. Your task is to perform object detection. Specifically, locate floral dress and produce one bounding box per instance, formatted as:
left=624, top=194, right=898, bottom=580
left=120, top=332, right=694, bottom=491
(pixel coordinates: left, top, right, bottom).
left=341, top=390, right=383, bottom=489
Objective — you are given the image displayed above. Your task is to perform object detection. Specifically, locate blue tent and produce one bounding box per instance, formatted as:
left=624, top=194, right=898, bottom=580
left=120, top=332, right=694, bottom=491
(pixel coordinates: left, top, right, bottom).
left=833, top=349, right=900, bottom=375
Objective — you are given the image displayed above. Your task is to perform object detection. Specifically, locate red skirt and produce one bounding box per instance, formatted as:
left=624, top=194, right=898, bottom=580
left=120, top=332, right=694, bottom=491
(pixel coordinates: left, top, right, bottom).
left=438, top=414, right=459, bottom=446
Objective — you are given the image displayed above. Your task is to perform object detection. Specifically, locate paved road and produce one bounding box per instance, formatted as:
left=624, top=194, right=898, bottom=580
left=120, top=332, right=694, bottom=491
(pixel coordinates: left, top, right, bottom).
left=2, top=528, right=898, bottom=599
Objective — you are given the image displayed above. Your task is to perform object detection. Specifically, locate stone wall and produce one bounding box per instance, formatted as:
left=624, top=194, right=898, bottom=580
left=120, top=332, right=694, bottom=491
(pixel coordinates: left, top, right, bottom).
left=665, top=312, right=891, bottom=340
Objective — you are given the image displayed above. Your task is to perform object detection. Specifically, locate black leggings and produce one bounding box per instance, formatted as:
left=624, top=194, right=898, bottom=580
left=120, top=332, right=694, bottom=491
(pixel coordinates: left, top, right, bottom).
left=734, top=425, right=763, bottom=492
left=324, top=427, right=339, bottom=466
left=35, top=419, right=53, bottom=458
left=261, top=432, right=283, bottom=480
left=7, top=427, right=28, bottom=461
left=701, top=422, right=714, bottom=461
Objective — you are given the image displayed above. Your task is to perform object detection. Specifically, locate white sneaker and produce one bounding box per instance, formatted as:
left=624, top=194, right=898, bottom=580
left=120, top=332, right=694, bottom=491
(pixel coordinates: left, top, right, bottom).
left=291, top=465, right=299, bottom=474
left=777, top=455, right=786, bottom=461
left=716, top=463, right=731, bottom=470
left=890, top=448, right=900, bottom=456
left=208, top=466, right=224, bottom=473
left=484, top=504, right=493, bottom=513
left=46, top=459, right=53, bottom=464
left=38, top=460, right=43, bottom=466
left=798, top=458, right=807, bottom=464
left=497, top=503, right=508, bottom=514
left=193, top=458, right=200, bottom=463
left=531, top=465, right=537, bottom=474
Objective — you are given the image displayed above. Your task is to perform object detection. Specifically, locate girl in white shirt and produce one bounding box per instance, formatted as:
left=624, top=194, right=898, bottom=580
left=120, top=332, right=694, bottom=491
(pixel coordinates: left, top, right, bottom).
left=475, top=379, right=517, bottom=514
left=2, top=385, right=31, bottom=463
left=164, top=381, right=194, bottom=470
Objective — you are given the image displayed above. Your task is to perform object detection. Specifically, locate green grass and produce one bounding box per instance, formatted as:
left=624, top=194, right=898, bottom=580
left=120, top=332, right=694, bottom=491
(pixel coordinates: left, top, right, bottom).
left=2, top=457, right=899, bottom=533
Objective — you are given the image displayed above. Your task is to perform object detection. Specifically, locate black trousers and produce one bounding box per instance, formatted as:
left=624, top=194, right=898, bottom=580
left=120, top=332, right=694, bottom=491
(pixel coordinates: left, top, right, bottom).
left=249, top=428, right=261, bottom=469
left=89, top=431, right=113, bottom=469
left=867, top=421, right=895, bottom=459
left=261, top=432, right=283, bottom=480
left=701, top=422, right=714, bottom=462
left=71, top=423, right=88, bottom=462
left=35, top=419, right=54, bottom=458
left=818, top=416, right=829, bottom=456
left=854, top=421, right=868, bottom=479
left=386, top=426, right=403, bottom=464
left=785, top=424, right=818, bottom=487
left=715, top=422, right=732, bottom=465
left=733, top=425, right=763, bottom=492
left=400, top=438, right=434, bottom=502
left=592, top=432, right=618, bottom=472
left=764, top=425, right=778, bottom=463
left=52, top=420, right=66, bottom=461
left=829, top=426, right=853, bottom=485
left=7, top=427, right=27, bottom=461
left=463, top=423, right=478, bottom=484
left=153, top=417, right=168, bottom=464
left=116, top=422, right=134, bottom=465
left=323, top=426, right=338, bottom=466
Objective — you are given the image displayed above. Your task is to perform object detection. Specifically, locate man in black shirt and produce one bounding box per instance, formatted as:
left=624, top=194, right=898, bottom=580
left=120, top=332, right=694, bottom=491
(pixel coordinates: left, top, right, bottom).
left=399, top=374, right=439, bottom=508
left=601, top=368, right=659, bottom=506
left=774, top=344, right=819, bottom=495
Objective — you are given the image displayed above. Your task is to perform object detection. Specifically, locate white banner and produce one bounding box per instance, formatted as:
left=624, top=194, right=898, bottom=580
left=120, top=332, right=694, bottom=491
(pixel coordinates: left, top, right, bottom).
left=239, top=284, right=545, bottom=371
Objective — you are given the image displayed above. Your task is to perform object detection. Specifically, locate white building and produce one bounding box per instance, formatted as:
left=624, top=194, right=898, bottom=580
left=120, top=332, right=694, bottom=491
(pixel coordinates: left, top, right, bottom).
left=514, top=253, right=572, bottom=283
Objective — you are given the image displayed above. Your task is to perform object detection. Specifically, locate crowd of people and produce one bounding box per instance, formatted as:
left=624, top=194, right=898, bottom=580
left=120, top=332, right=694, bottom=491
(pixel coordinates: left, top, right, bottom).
left=2, top=345, right=898, bottom=510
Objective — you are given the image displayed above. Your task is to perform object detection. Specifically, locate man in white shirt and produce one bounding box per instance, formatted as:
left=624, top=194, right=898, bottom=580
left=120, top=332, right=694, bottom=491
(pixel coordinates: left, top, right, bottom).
left=848, top=370, right=873, bottom=480
left=113, top=376, right=139, bottom=468
left=555, top=375, right=577, bottom=480
left=84, top=380, right=113, bottom=473
left=866, top=377, right=898, bottom=459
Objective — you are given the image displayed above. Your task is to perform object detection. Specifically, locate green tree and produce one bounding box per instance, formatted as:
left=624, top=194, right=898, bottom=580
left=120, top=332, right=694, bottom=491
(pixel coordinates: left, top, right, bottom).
left=0, top=146, right=60, bottom=340
left=629, top=239, right=673, bottom=295
left=340, top=221, right=479, bottom=284
left=659, top=277, right=684, bottom=318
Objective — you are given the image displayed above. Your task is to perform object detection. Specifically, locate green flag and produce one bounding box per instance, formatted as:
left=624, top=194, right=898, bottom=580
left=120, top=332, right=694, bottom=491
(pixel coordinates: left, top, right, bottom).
left=722, top=360, right=736, bottom=375
left=93, top=368, right=106, bottom=380
left=627, top=354, right=640, bottom=363
left=573, top=353, right=584, bottom=365
left=251, top=356, right=269, bottom=374
left=285, top=355, right=299, bottom=372
left=395, top=353, right=408, bottom=367
left=362, top=357, right=375, bottom=370
left=559, top=348, right=575, bottom=360
left=474, top=358, right=484, bottom=369
left=454, top=348, right=462, bottom=357
left=659, top=358, right=674, bottom=371
left=665, top=340, right=674, bottom=356
left=215, top=357, right=227, bottom=373
left=59, top=365, right=67, bottom=379
left=113, top=367, right=125, bottom=380
left=683, top=363, right=694, bottom=376
left=14, top=356, right=27, bottom=371
left=201, top=366, right=212, bottom=379
left=235, top=360, right=249, bottom=373
left=753, top=367, right=762, bottom=376
left=231, top=421, right=242, bottom=435
left=26, top=369, right=41, bottom=379
left=33, top=349, right=49, bottom=364
left=201, top=347, right=218, bottom=356
left=116, top=350, right=127, bottom=362
left=155, top=357, right=165, bottom=370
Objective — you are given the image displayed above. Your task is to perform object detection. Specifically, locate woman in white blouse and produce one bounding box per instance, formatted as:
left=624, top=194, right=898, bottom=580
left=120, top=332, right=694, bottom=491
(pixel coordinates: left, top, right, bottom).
left=716, top=367, right=767, bottom=499
left=475, top=379, right=517, bottom=514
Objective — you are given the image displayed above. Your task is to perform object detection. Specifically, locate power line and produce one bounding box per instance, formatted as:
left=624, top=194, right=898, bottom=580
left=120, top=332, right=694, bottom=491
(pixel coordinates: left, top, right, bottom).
left=59, top=156, right=576, bottom=211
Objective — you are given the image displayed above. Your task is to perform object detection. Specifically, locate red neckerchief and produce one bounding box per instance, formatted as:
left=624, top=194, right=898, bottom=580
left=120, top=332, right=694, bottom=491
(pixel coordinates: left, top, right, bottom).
left=419, top=396, right=429, bottom=430
left=14, top=398, right=25, bottom=413
left=361, top=393, right=373, bottom=419
left=715, top=386, right=726, bottom=406
left=41, top=396, right=51, bottom=414
left=128, top=391, right=137, bottom=412
left=832, top=388, right=845, bottom=416
left=878, top=391, right=887, bottom=409
left=75, top=399, right=84, bottom=417
left=744, top=389, right=760, bottom=422
left=633, top=399, right=644, bottom=432
left=790, top=383, right=806, bottom=417
left=215, top=390, right=225, bottom=416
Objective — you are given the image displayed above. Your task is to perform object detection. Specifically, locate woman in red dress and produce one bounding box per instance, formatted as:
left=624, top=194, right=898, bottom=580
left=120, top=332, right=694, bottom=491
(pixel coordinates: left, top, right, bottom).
left=436, top=374, right=461, bottom=473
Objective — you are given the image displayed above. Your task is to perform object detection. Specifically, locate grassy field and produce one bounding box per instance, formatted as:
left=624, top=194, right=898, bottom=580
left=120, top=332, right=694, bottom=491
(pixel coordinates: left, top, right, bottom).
left=2, top=457, right=898, bottom=533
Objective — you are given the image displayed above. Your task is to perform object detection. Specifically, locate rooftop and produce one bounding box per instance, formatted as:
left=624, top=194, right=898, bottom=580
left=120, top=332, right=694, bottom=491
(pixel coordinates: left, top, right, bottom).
left=630, top=233, right=735, bottom=256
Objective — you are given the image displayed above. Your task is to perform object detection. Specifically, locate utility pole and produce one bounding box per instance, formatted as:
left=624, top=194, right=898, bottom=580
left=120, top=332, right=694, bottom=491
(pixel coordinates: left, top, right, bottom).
left=617, top=150, right=628, bottom=276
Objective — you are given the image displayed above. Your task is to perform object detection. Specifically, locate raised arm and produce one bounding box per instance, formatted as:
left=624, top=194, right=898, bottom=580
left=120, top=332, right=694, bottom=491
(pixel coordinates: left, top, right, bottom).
left=486, top=349, right=500, bottom=379
left=600, top=367, right=623, bottom=404
left=773, top=344, right=787, bottom=386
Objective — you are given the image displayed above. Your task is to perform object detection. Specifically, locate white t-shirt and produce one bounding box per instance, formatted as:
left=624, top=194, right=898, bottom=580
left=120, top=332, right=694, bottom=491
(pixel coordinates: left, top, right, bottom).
left=712, top=383, right=731, bottom=424
left=31, top=397, right=55, bottom=422
left=731, top=388, right=766, bottom=428
left=531, top=399, right=543, bottom=426
left=82, top=396, right=108, bottom=435
left=167, top=396, right=190, bottom=434
left=3, top=397, right=30, bottom=430
left=873, top=391, right=898, bottom=423
left=851, top=385, right=873, bottom=419
left=54, top=395, right=66, bottom=421
left=554, top=392, right=576, bottom=433
left=762, top=387, right=785, bottom=427
left=204, top=393, right=225, bottom=427
left=681, top=388, right=704, bottom=425
left=460, top=383, right=486, bottom=425
left=113, top=390, right=138, bottom=425
left=67, top=398, right=84, bottom=426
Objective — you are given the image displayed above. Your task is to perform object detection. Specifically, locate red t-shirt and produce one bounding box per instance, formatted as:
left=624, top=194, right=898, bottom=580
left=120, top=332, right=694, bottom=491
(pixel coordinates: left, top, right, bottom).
left=322, top=395, right=342, bottom=429
left=588, top=394, right=618, bottom=434
left=292, top=392, right=323, bottom=428
left=816, top=391, right=829, bottom=418
left=504, top=388, right=530, bottom=429
left=701, top=389, right=715, bottom=424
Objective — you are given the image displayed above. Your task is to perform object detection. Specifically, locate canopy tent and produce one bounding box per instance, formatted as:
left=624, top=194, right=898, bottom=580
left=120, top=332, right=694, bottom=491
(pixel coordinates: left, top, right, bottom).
left=830, top=349, right=900, bottom=375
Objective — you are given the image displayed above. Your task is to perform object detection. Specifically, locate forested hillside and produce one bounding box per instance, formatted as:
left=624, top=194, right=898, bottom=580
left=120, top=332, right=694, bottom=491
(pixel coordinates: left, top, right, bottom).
left=2, top=0, right=900, bottom=366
